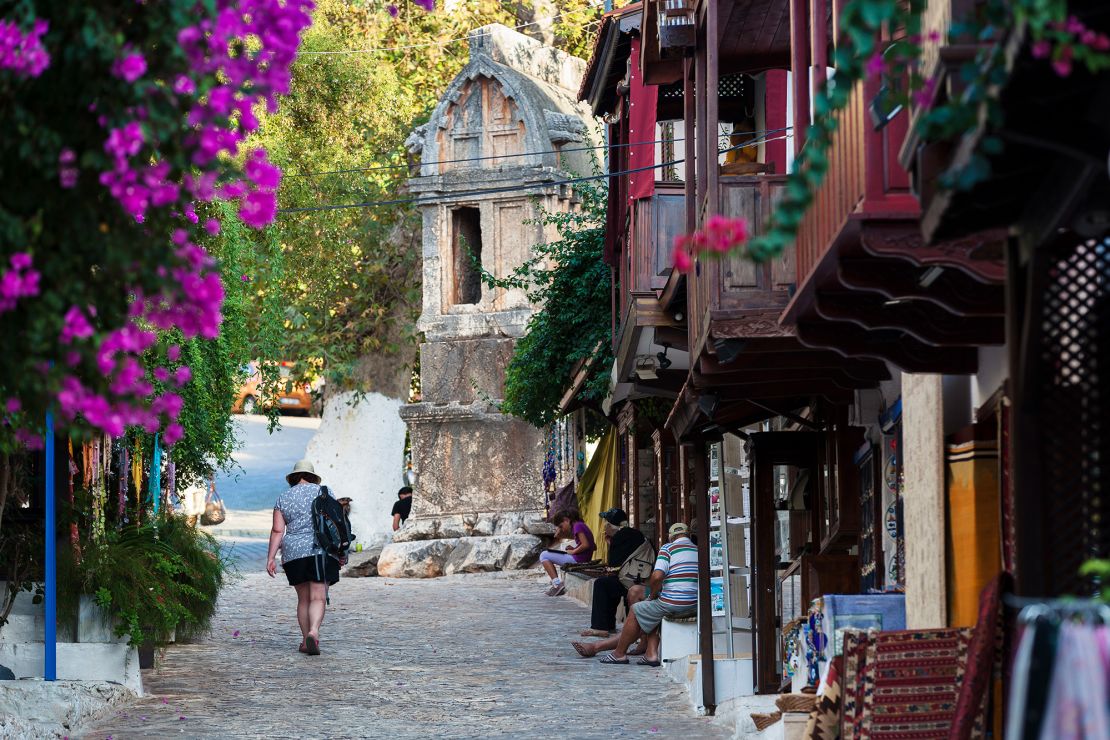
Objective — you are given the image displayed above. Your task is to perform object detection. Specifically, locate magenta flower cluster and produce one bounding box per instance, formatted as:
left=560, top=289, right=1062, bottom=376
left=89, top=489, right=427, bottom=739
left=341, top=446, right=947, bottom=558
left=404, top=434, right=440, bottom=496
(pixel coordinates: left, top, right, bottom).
left=1032, top=15, right=1110, bottom=77
left=671, top=215, right=750, bottom=272
left=0, top=18, right=49, bottom=78
left=0, top=1, right=315, bottom=450
left=0, top=253, right=41, bottom=312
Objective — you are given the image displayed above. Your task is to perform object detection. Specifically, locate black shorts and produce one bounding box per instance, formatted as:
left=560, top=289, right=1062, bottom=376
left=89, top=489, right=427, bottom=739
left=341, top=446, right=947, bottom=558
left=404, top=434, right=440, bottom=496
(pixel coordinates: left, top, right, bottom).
left=283, top=554, right=340, bottom=586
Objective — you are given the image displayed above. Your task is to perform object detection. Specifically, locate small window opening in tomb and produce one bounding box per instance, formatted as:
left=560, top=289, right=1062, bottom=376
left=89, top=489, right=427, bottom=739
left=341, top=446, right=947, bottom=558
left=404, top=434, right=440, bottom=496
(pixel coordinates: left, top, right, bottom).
left=451, top=206, right=483, bottom=305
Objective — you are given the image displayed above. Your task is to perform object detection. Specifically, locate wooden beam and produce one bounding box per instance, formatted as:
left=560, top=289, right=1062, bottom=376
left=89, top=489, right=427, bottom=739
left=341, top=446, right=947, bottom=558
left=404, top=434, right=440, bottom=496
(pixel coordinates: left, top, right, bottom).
left=813, top=290, right=1005, bottom=346
left=796, top=321, right=979, bottom=374
left=837, top=258, right=1005, bottom=317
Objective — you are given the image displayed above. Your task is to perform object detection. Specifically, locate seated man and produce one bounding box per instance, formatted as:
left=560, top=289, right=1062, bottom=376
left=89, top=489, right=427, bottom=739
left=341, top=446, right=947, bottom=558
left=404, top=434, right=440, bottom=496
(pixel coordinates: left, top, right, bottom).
left=581, top=508, right=653, bottom=638
left=571, top=585, right=648, bottom=657
left=597, top=522, right=698, bottom=667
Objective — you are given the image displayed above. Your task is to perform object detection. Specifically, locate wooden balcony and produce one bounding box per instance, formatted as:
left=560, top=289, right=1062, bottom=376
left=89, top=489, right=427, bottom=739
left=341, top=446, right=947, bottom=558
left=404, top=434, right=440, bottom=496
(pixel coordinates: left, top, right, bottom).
left=629, top=182, right=686, bottom=294
left=612, top=181, right=688, bottom=392
left=688, top=175, right=792, bottom=361
left=782, top=75, right=1007, bottom=373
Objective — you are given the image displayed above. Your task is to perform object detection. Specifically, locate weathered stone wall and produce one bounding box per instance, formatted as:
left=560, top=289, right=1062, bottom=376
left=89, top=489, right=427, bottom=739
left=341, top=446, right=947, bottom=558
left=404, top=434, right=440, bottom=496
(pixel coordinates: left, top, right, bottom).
left=419, top=338, right=516, bottom=405
left=400, top=403, right=546, bottom=516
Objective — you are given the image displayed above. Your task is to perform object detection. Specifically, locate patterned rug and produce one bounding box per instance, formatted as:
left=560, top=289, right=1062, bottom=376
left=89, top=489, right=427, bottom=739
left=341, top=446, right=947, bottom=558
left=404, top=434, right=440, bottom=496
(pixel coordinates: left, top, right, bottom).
left=840, top=628, right=976, bottom=738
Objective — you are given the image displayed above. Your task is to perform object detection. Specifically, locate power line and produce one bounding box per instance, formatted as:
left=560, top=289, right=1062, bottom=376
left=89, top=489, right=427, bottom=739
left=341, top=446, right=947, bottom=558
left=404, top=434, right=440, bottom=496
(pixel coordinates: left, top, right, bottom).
left=287, top=125, right=793, bottom=178
left=298, top=10, right=596, bottom=56
left=278, top=129, right=793, bottom=215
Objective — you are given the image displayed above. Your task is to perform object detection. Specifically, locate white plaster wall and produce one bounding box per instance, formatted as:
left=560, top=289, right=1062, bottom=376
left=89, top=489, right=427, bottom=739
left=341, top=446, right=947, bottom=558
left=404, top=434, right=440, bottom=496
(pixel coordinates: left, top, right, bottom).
left=901, top=373, right=947, bottom=629
left=305, top=391, right=407, bottom=548
left=972, top=344, right=1009, bottom=412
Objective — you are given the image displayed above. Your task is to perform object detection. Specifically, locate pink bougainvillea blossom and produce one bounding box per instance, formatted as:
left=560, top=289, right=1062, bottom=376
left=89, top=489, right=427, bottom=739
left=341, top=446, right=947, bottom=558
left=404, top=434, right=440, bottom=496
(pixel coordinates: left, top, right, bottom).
left=865, top=53, right=884, bottom=77
left=671, top=216, right=751, bottom=271
left=239, top=190, right=277, bottom=229
left=702, top=215, right=748, bottom=253
left=0, top=253, right=41, bottom=312
left=387, top=4, right=399, bottom=17
left=60, top=306, right=95, bottom=344
left=112, top=51, right=147, bottom=83
left=0, top=18, right=50, bottom=78
left=671, top=240, right=693, bottom=273
left=37, top=0, right=315, bottom=444
left=163, top=423, right=185, bottom=447
left=413, top=0, right=435, bottom=10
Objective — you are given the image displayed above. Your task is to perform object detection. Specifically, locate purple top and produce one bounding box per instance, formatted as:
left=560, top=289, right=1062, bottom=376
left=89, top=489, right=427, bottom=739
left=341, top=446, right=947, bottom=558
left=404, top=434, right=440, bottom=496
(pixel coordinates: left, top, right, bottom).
left=571, top=521, right=596, bottom=563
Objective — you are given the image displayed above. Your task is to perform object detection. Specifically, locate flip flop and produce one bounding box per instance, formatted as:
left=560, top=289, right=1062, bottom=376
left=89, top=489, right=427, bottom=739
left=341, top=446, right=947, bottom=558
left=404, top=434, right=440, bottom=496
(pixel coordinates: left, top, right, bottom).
left=636, top=657, right=662, bottom=667
left=571, top=641, right=594, bottom=658
left=298, top=643, right=307, bottom=654
left=305, top=635, right=320, bottom=656
left=598, top=653, right=629, bottom=664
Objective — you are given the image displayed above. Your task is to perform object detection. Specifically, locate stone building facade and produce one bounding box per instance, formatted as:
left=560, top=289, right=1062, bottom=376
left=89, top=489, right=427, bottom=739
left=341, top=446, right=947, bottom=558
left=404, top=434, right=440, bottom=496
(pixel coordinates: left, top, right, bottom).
left=385, top=25, right=596, bottom=576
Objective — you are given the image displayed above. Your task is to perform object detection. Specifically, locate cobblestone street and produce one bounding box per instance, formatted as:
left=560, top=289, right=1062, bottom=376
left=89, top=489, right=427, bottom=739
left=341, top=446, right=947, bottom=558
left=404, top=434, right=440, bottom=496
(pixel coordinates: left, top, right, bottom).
left=80, top=571, right=727, bottom=739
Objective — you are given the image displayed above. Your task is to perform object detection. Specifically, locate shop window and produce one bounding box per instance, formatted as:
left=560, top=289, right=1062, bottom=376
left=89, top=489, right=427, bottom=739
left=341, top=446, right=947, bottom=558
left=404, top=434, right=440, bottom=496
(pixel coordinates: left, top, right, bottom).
left=451, top=207, right=482, bottom=305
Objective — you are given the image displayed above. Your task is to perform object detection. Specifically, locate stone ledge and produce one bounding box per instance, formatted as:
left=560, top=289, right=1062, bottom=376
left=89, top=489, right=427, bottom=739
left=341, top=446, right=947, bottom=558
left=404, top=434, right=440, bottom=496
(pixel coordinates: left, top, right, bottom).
left=0, top=679, right=135, bottom=739
left=377, top=534, right=543, bottom=578
left=393, top=511, right=552, bottom=542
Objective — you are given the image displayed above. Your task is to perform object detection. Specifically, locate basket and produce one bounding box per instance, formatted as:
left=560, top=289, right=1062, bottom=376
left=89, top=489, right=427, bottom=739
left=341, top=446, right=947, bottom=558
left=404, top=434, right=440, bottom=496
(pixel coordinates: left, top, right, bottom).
left=750, top=711, right=782, bottom=731
left=776, top=693, right=818, bottom=714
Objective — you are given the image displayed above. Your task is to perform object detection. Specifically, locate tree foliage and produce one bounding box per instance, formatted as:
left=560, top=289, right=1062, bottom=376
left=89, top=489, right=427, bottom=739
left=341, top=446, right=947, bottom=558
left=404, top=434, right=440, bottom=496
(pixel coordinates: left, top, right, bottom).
left=216, top=0, right=602, bottom=398
left=479, top=180, right=611, bottom=428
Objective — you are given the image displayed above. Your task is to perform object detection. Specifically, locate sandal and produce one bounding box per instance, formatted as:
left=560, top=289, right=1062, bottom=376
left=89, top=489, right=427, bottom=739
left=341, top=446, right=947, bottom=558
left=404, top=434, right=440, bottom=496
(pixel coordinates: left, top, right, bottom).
left=636, top=657, right=662, bottom=667
left=571, top=641, right=595, bottom=658
left=305, top=635, right=320, bottom=656
left=298, top=642, right=307, bottom=654
left=598, top=653, right=629, bottom=664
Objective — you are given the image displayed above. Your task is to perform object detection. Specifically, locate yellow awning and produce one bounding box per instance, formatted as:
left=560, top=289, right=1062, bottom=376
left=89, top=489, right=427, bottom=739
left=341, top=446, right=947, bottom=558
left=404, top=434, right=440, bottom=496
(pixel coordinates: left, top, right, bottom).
left=575, top=426, right=619, bottom=563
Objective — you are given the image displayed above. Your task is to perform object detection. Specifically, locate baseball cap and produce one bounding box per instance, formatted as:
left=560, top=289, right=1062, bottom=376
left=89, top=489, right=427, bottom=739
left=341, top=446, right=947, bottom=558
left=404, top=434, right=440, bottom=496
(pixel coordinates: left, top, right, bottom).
left=600, top=508, right=628, bottom=526
left=668, top=522, right=689, bottom=537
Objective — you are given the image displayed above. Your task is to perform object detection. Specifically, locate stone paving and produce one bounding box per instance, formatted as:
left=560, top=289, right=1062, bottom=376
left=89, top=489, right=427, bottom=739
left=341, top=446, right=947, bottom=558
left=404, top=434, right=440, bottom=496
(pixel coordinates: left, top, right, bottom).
left=79, top=570, right=728, bottom=739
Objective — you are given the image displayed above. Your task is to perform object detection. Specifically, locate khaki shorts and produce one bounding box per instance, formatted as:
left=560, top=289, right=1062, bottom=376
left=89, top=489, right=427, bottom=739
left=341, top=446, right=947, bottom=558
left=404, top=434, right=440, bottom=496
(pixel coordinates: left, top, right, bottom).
left=632, top=598, right=696, bottom=633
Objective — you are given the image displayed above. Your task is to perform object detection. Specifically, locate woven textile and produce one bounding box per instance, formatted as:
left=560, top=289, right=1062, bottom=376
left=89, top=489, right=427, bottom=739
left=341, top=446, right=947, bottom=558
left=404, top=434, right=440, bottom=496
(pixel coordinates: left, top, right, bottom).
left=840, top=628, right=976, bottom=738
left=804, top=656, right=843, bottom=739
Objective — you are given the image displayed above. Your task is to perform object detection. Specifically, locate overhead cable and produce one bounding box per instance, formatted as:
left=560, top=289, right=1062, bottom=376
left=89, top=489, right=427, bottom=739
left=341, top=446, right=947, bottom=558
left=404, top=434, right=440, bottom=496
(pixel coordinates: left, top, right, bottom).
left=278, top=130, right=793, bottom=215
left=287, top=125, right=792, bottom=179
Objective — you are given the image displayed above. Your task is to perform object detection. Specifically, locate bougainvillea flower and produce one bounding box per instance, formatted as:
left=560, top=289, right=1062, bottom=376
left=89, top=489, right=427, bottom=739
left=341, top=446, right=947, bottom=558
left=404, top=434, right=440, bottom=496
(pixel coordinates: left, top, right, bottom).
left=112, top=51, right=147, bottom=83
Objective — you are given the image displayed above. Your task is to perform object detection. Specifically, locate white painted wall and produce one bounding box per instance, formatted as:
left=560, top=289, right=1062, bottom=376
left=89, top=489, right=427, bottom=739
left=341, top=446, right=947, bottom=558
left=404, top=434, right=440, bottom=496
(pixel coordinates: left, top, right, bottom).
left=305, top=391, right=408, bottom=548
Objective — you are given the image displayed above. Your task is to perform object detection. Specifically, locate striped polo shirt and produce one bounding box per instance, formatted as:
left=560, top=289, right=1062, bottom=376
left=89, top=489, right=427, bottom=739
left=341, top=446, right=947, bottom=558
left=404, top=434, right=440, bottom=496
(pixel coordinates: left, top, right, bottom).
left=655, top=536, right=699, bottom=607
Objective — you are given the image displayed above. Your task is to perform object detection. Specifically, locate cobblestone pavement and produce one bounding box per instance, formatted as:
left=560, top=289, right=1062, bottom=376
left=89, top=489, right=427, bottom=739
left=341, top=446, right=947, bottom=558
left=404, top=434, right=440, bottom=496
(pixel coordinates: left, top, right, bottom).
left=79, top=571, right=728, bottom=739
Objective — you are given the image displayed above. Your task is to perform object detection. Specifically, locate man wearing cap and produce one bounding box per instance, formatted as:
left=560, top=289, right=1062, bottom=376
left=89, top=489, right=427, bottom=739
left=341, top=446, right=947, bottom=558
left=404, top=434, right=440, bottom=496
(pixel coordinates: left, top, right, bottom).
left=598, top=522, right=698, bottom=666
left=579, top=508, right=651, bottom=638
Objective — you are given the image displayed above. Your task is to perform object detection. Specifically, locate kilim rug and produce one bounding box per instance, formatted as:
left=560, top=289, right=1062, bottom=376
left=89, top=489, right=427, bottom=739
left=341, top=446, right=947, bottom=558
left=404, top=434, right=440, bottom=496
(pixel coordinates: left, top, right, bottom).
left=839, top=627, right=976, bottom=738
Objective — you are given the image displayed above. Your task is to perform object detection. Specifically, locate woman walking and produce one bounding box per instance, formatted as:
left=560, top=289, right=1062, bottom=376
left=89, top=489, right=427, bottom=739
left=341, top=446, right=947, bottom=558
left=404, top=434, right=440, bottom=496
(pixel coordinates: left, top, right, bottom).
left=266, top=460, right=339, bottom=655
left=539, top=508, right=596, bottom=596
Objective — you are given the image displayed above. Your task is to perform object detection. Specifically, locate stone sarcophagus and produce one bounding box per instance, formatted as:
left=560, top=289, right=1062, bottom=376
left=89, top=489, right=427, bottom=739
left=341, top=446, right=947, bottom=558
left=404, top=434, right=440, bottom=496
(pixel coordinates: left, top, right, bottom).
left=390, top=25, right=596, bottom=574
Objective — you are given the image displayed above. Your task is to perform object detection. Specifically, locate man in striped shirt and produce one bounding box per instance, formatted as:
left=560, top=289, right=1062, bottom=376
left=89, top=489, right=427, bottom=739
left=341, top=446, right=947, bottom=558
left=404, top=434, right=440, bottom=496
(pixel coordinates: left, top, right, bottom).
left=599, top=522, right=698, bottom=666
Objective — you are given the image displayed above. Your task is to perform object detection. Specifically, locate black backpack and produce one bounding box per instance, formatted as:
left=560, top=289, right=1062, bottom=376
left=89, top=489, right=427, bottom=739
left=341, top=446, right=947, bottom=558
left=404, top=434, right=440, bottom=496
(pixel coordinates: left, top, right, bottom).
left=312, top=485, right=353, bottom=559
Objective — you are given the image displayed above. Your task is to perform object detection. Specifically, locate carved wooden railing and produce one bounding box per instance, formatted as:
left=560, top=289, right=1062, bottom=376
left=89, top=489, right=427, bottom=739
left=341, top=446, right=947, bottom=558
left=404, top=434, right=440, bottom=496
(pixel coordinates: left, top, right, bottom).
left=794, top=78, right=914, bottom=289
left=688, top=175, right=791, bottom=354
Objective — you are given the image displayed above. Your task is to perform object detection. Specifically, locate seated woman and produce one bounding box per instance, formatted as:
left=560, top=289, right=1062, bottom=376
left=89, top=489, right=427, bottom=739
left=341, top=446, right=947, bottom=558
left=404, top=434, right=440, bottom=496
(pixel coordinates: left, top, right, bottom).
left=539, top=508, right=595, bottom=596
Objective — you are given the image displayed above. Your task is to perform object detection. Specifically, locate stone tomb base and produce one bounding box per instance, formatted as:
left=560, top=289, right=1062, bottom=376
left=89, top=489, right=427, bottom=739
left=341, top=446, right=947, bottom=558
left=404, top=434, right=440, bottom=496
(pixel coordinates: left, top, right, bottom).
left=378, top=510, right=556, bottom=578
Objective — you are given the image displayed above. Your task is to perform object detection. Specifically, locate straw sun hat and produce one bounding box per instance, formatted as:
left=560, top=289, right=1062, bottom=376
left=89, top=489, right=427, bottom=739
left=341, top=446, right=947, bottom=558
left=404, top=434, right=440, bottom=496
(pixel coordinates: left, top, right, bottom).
left=286, top=459, right=321, bottom=486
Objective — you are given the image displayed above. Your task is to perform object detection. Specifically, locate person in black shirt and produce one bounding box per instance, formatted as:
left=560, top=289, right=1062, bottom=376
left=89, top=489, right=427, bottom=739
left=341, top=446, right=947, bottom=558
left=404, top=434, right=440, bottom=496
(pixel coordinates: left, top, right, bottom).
left=391, top=486, right=413, bottom=531
left=581, top=507, right=652, bottom=637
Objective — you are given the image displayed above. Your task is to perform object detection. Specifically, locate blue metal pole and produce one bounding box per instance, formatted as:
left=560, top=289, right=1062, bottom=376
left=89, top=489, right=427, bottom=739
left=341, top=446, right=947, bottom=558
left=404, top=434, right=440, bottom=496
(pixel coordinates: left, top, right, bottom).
left=44, top=411, right=56, bottom=681
left=150, top=433, right=161, bottom=517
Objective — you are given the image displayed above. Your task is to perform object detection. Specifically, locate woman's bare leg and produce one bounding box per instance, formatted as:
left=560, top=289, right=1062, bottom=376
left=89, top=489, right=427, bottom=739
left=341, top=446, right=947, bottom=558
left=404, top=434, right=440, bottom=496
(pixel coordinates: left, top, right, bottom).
left=294, top=583, right=311, bottom=640
left=307, top=581, right=328, bottom=638
left=541, top=559, right=558, bottom=581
